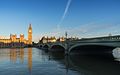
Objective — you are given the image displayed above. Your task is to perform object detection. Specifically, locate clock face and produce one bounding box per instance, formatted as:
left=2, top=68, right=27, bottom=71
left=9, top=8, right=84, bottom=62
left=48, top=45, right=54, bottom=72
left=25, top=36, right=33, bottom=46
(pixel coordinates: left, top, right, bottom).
left=29, top=30, right=32, bottom=32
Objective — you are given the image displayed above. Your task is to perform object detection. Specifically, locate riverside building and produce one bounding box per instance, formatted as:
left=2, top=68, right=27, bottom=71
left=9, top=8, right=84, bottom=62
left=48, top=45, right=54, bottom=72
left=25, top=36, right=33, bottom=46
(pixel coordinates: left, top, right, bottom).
left=0, top=24, right=32, bottom=48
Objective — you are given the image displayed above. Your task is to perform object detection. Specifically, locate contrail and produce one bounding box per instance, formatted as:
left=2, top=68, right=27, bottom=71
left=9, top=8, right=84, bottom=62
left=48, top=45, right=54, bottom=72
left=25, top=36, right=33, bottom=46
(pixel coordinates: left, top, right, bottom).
left=62, top=0, right=72, bottom=21
left=57, top=0, right=72, bottom=30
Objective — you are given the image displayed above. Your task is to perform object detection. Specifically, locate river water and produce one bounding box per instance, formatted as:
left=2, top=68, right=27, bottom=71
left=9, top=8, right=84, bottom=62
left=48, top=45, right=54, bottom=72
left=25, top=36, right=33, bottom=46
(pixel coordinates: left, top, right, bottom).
left=0, top=48, right=120, bottom=75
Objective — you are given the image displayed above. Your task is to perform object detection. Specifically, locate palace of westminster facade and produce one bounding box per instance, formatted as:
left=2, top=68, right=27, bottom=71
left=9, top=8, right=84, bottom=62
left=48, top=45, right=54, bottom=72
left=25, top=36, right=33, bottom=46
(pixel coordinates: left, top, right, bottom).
left=0, top=24, right=32, bottom=48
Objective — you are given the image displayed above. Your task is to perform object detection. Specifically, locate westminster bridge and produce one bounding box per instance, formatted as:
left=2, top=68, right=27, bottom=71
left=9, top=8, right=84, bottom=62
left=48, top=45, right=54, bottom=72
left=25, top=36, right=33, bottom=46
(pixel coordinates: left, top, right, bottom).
left=36, top=35, right=120, bottom=55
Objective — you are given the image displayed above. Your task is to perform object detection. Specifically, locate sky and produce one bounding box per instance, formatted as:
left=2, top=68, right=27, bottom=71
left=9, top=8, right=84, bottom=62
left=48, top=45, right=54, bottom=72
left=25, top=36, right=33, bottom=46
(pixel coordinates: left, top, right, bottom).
left=0, top=0, right=120, bottom=42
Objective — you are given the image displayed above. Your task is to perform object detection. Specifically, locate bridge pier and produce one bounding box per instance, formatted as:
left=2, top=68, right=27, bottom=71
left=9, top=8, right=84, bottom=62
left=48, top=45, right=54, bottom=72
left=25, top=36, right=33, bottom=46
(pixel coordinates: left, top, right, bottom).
left=65, top=43, right=69, bottom=55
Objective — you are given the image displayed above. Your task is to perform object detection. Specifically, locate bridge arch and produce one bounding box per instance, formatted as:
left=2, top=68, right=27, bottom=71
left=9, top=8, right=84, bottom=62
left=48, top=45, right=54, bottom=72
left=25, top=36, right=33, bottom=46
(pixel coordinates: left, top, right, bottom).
left=37, top=44, right=43, bottom=48
left=69, top=43, right=115, bottom=55
left=39, top=45, right=43, bottom=48
left=50, top=44, right=66, bottom=52
left=42, top=44, right=50, bottom=50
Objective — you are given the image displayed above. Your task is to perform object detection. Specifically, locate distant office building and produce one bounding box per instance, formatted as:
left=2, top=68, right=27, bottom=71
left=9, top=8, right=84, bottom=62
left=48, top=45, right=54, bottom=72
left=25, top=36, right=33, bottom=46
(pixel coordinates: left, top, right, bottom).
left=0, top=24, right=32, bottom=48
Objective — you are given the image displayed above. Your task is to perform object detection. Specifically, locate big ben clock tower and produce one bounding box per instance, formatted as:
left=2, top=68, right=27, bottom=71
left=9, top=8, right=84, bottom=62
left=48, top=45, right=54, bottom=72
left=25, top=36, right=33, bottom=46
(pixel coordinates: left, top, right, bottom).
left=28, top=24, right=32, bottom=45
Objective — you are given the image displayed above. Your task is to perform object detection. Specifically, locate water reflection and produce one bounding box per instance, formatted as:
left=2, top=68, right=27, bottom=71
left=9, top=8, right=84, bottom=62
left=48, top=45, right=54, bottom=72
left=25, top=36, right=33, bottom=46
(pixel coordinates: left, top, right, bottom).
left=20, top=48, right=24, bottom=63
left=47, top=50, right=120, bottom=75
left=64, top=55, right=69, bottom=75
left=10, top=49, right=17, bottom=63
left=0, top=48, right=120, bottom=75
left=0, top=48, right=32, bottom=73
left=28, top=48, right=32, bottom=72
left=67, top=55, right=120, bottom=75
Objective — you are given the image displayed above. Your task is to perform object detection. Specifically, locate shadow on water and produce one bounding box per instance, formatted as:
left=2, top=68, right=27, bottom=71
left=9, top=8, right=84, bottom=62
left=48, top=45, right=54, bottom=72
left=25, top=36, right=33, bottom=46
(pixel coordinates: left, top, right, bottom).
left=47, top=47, right=120, bottom=75
left=47, top=52, right=65, bottom=60
left=67, top=55, right=120, bottom=75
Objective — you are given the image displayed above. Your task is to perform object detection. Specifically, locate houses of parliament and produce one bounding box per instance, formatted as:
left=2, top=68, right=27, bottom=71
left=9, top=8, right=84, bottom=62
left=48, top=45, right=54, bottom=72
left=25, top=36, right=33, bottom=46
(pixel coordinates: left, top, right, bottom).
left=0, top=24, right=32, bottom=48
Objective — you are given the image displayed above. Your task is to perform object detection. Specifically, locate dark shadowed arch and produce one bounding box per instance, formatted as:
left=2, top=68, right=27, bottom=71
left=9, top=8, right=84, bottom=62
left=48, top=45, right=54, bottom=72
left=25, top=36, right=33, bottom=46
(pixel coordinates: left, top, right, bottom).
left=69, top=44, right=115, bottom=55
left=50, top=45, right=65, bottom=52
left=39, top=45, right=43, bottom=48
left=43, top=45, right=49, bottom=50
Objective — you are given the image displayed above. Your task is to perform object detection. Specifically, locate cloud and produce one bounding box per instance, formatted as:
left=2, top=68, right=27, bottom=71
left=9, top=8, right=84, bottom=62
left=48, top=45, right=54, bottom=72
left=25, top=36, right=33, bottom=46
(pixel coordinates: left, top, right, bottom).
left=55, top=22, right=120, bottom=38
left=57, top=21, right=118, bottom=41
left=70, top=23, right=120, bottom=38
left=33, top=21, right=120, bottom=42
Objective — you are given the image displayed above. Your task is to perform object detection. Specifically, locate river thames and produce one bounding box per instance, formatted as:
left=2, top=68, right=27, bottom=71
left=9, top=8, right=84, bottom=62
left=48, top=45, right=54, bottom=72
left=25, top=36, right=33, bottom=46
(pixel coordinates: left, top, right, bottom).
left=0, top=48, right=120, bottom=75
